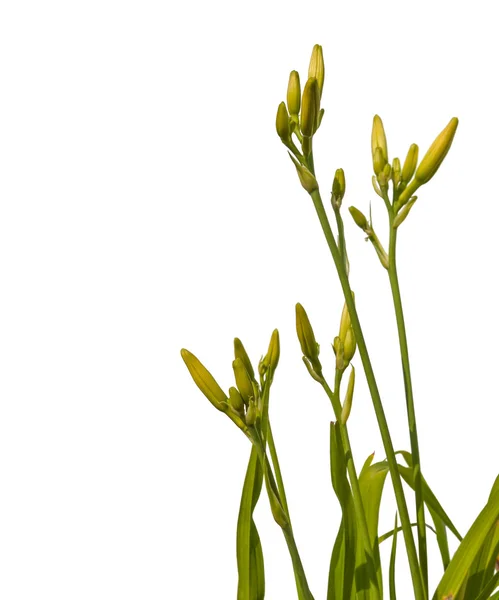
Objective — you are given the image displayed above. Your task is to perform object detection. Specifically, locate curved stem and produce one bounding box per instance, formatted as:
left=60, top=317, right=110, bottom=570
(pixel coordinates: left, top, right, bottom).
left=388, top=222, right=428, bottom=594
left=309, top=189, right=426, bottom=600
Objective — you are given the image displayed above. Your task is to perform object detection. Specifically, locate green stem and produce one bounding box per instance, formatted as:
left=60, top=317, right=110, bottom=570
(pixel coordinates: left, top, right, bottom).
left=323, top=371, right=380, bottom=599
left=251, top=431, right=314, bottom=600
left=388, top=221, right=428, bottom=594
left=267, top=422, right=290, bottom=518
left=309, top=188, right=426, bottom=600
left=333, top=207, right=348, bottom=273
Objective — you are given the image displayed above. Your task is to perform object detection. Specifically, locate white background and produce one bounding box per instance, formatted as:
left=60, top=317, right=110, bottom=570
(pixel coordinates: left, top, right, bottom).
left=0, top=1, right=498, bottom=598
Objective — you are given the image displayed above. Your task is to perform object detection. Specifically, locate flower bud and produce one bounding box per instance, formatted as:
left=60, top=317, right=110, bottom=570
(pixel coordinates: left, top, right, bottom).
left=234, top=338, right=255, bottom=381
left=308, top=44, right=325, bottom=98
left=276, top=102, right=290, bottom=142
left=401, top=143, right=419, bottom=183
left=371, top=115, right=388, bottom=163
left=229, top=386, right=245, bottom=413
left=264, top=328, right=280, bottom=373
left=288, top=153, right=319, bottom=193
left=349, top=206, right=368, bottom=230
left=332, top=168, right=346, bottom=208
left=392, top=157, right=401, bottom=186
left=296, top=303, right=322, bottom=374
left=333, top=336, right=345, bottom=371
left=287, top=70, right=301, bottom=117
left=393, top=196, right=417, bottom=228
left=245, top=397, right=257, bottom=426
left=300, top=77, right=320, bottom=137
left=233, top=358, right=254, bottom=404
left=373, top=147, right=386, bottom=176
left=302, top=356, right=323, bottom=382
left=415, top=117, right=458, bottom=184
left=343, top=326, right=356, bottom=364
left=340, top=366, right=355, bottom=425
left=338, top=298, right=353, bottom=345
left=181, top=349, right=228, bottom=411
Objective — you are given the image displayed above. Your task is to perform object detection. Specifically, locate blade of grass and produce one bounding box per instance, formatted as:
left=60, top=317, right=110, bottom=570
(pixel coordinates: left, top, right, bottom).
left=237, top=446, right=265, bottom=600
left=475, top=571, right=499, bottom=600
left=432, top=481, right=499, bottom=599
left=389, top=514, right=399, bottom=600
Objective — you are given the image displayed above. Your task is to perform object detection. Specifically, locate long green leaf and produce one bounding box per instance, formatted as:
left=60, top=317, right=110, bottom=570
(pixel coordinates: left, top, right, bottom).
left=237, top=446, right=265, bottom=600
left=475, top=571, right=499, bottom=600
left=356, top=455, right=389, bottom=596
left=379, top=522, right=437, bottom=544
left=389, top=514, right=398, bottom=600
left=396, top=451, right=462, bottom=541
left=433, top=480, right=499, bottom=599
left=328, top=422, right=357, bottom=600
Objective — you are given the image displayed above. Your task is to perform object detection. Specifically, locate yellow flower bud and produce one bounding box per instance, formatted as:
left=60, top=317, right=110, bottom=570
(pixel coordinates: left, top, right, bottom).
left=332, top=168, right=346, bottom=208
left=233, top=358, right=254, bottom=404
left=392, top=157, right=401, bottom=186
left=308, top=44, right=325, bottom=98
left=401, top=143, right=419, bottom=183
left=181, top=349, right=228, bottom=411
left=349, top=206, right=368, bottom=230
left=234, top=337, right=255, bottom=382
left=415, top=117, right=458, bottom=184
left=288, top=153, right=319, bottom=193
left=340, top=366, right=355, bottom=425
left=343, top=326, right=356, bottom=363
left=266, top=329, right=280, bottom=372
left=338, top=298, right=353, bottom=345
left=393, top=196, right=418, bottom=228
left=371, top=115, right=388, bottom=163
left=276, top=101, right=290, bottom=142
left=287, top=70, right=301, bottom=117
left=229, top=386, right=245, bottom=413
left=245, top=397, right=257, bottom=426
left=373, top=146, right=386, bottom=176
left=300, top=77, right=320, bottom=137
left=295, top=303, right=322, bottom=374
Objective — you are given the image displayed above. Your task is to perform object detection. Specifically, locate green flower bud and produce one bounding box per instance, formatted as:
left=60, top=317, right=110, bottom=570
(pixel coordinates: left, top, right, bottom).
left=371, top=115, right=388, bottom=163
left=343, top=326, right=356, bottom=364
left=373, top=146, right=386, bottom=176
left=300, top=77, right=320, bottom=137
left=276, top=101, right=290, bottom=142
left=401, top=143, right=419, bottom=183
left=333, top=336, right=345, bottom=371
left=393, top=196, right=418, bottom=228
left=349, top=206, right=368, bottom=230
left=308, top=44, right=325, bottom=98
left=181, top=349, right=228, bottom=411
left=332, top=168, right=346, bottom=208
left=228, top=386, right=245, bottom=413
left=338, top=298, right=354, bottom=345
left=415, top=117, right=458, bottom=184
left=295, top=303, right=322, bottom=374
left=288, top=153, right=319, bottom=193
left=287, top=70, right=301, bottom=117
left=266, top=329, right=280, bottom=371
left=392, top=157, right=401, bottom=186
left=233, top=358, right=254, bottom=404
left=234, top=337, right=255, bottom=382
left=245, top=397, right=257, bottom=426
left=340, top=366, right=355, bottom=425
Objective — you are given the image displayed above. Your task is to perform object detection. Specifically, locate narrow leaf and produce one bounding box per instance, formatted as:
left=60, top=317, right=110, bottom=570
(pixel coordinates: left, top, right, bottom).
left=389, top=514, right=398, bottom=600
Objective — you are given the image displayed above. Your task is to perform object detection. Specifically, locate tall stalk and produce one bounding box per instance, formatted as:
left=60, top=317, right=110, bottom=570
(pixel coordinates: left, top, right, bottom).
left=309, top=188, right=426, bottom=600
left=387, top=217, right=428, bottom=593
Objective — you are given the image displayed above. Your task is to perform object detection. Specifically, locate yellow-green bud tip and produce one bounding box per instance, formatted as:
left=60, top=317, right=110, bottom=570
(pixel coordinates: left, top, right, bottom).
left=276, top=101, right=290, bottom=142
left=288, top=153, right=319, bottom=193
left=371, top=114, right=388, bottom=163
left=263, top=328, right=280, bottom=373
left=234, top=337, right=255, bottom=381
left=401, top=143, right=419, bottom=183
left=181, top=348, right=228, bottom=410
left=295, top=303, right=321, bottom=370
left=415, top=117, right=459, bottom=184
left=349, top=206, right=368, bottom=230
left=232, top=357, right=254, bottom=404
left=332, top=168, right=346, bottom=206
left=287, top=70, right=301, bottom=116
left=300, top=77, right=320, bottom=137
left=308, top=44, right=325, bottom=98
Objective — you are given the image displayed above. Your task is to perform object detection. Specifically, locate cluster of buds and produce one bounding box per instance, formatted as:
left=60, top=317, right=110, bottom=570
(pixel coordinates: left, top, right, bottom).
left=275, top=45, right=326, bottom=193
left=333, top=298, right=357, bottom=372
left=181, top=330, right=280, bottom=434
left=369, top=115, right=459, bottom=227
